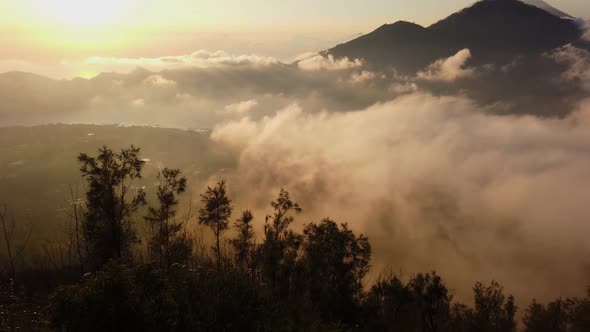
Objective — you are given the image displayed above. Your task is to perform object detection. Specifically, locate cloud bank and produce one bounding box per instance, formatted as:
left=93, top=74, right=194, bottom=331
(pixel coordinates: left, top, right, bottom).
left=297, top=54, right=363, bottom=71
left=85, top=50, right=279, bottom=73
left=1, top=42, right=590, bottom=306
left=211, top=93, right=590, bottom=303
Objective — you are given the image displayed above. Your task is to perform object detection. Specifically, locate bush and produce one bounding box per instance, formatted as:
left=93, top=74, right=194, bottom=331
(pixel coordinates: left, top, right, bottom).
left=49, top=262, right=283, bottom=332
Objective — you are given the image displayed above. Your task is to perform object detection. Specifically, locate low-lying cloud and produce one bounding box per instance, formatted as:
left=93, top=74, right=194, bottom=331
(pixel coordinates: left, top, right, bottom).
left=550, top=45, right=590, bottom=91
left=417, top=49, right=474, bottom=82
left=297, top=54, right=363, bottom=71
left=86, top=50, right=279, bottom=73
left=211, top=93, right=590, bottom=303
left=2, top=44, right=587, bottom=126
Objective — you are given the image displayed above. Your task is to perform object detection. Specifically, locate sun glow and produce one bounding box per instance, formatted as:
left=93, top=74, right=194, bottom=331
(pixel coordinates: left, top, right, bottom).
left=38, top=0, right=124, bottom=26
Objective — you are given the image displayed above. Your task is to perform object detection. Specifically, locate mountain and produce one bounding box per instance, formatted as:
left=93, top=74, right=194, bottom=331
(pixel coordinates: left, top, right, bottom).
left=325, top=0, right=583, bottom=73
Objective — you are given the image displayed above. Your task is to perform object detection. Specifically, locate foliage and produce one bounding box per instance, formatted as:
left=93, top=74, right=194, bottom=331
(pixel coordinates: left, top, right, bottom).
left=259, top=188, right=302, bottom=294
left=4, top=144, right=590, bottom=331
left=523, top=292, right=590, bottom=332
left=230, top=210, right=256, bottom=273
left=78, top=146, right=146, bottom=268
left=300, top=218, right=371, bottom=324
left=49, top=262, right=283, bottom=332
left=198, top=180, right=233, bottom=271
left=144, top=168, right=191, bottom=269
left=472, top=281, right=517, bottom=332
left=364, top=272, right=452, bottom=332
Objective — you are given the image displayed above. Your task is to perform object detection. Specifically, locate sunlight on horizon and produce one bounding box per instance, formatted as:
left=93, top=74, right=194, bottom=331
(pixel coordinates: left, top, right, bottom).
left=37, top=0, right=125, bottom=26
left=0, top=0, right=587, bottom=79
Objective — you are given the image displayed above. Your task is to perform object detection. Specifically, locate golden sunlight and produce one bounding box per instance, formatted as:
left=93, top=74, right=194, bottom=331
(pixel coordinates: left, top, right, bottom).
left=37, top=0, right=124, bottom=26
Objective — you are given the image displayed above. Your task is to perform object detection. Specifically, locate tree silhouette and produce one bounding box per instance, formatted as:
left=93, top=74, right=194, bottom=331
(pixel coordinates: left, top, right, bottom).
left=0, top=205, right=32, bottom=280
left=364, top=274, right=420, bottom=331
left=198, top=180, right=233, bottom=271
left=472, top=281, right=517, bottom=332
left=230, top=210, right=255, bottom=273
left=364, top=272, right=452, bottom=332
left=408, top=272, right=452, bottom=332
left=144, top=168, right=190, bottom=269
left=301, top=218, right=371, bottom=324
left=78, top=146, right=146, bottom=267
left=523, top=299, right=569, bottom=332
left=260, top=188, right=302, bottom=291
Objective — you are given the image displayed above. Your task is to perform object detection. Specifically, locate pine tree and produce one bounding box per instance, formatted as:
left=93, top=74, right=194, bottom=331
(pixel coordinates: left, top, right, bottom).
left=144, top=168, right=190, bottom=269
left=78, top=146, right=146, bottom=267
left=198, top=180, right=233, bottom=271
left=231, top=210, right=255, bottom=273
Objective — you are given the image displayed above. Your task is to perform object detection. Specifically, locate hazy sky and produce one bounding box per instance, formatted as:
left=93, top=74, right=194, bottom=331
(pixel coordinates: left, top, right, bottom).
left=0, top=0, right=588, bottom=77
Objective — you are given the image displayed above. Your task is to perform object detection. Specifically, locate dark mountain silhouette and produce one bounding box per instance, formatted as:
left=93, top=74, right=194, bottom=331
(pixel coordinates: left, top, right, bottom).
left=326, top=0, right=583, bottom=73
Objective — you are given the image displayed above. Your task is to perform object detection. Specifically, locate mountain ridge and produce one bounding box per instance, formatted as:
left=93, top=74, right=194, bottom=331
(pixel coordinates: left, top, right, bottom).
left=325, top=0, right=583, bottom=73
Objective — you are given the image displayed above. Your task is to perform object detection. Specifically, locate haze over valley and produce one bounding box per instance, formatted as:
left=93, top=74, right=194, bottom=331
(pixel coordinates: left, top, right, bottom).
left=2, top=1, right=590, bottom=331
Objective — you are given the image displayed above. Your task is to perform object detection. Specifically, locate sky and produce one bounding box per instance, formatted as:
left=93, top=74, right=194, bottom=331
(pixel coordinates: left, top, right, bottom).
left=0, top=0, right=588, bottom=78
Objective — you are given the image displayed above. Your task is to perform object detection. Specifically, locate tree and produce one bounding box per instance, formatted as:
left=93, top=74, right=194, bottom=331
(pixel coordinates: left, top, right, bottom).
left=364, top=274, right=418, bottom=331
left=198, top=180, right=233, bottom=271
left=78, top=145, right=146, bottom=267
left=447, top=303, right=473, bottom=332
left=64, top=185, right=87, bottom=274
left=230, top=210, right=255, bottom=273
left=301, top=218, right=371, bottom=324
left=363, top=272, right=452, bottom=332
left=472, top=281, right=517, bottom=332
left=408, top=272, right=452, bottom=332
left=260, top=189, right=302, bottom=291
left=568, top=290, right=590, bottom=332
left=523, top=299, right=569, bottom=332
left=0, top=205, right=32, bottom=280
left=144, top=168, right=190, bottom=269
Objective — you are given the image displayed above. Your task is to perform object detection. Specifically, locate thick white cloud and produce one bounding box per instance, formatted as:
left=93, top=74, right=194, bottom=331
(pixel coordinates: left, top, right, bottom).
left=224, top=99, right=259, bottom=114
left=417, top=49, right=474, bottom=82
left=85, top=50, right=279, bottom=73
left=298, top=54, right=363, bottom=71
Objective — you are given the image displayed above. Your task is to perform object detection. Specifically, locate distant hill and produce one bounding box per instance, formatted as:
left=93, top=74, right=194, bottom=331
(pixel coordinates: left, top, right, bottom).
left=326, top=0, right=583, bottom=73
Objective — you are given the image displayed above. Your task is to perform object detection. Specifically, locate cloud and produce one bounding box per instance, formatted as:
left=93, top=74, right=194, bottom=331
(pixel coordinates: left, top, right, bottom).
left=143, top=75, right=177, bottom=87
left=417, top=49, right=474, bottom=82
left=131, top=98, right=145, bottom=108
left=224, top=99, right=259, bottom=114
left=298, top=54, right=363, bottom=71
left=580, top=20, right=590, bottom=42
left=85, top=50, right=279, bottom=73
left=348, top=70, right=383, bottom=84
left=212, top=93, right=590, bottom=303
left=1, top=39, right=590, bottom=305
left=549, top=45, right=590, bottom=91
left=390, top=82, right=419, bottom=94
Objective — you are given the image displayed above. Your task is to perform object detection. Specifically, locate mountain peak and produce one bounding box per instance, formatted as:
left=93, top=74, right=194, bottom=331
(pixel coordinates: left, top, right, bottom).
left=326, top=0, right=582, bottom=73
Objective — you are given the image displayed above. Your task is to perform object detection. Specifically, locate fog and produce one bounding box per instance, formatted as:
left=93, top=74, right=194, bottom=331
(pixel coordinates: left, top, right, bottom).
left=1, top=46, right=586, bottom=127
left=2, top=45, right=590, bottom=303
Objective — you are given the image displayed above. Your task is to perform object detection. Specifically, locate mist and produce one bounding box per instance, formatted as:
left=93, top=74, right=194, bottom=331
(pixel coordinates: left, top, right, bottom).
left=2, top=42, right=590, bottom=307
left=208, top=91, right=590, bottom=303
